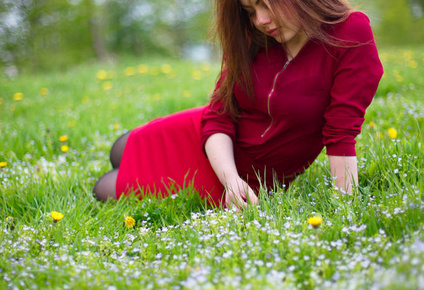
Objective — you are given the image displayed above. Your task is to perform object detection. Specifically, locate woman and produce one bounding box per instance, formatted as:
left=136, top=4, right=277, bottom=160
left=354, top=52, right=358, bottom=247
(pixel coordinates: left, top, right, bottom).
left=93, top=0, right=383, bottom=210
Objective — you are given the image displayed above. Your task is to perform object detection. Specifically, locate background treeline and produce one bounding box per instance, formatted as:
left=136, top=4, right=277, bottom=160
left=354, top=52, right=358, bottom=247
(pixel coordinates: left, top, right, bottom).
left=0, top=0, right=423, bottom=76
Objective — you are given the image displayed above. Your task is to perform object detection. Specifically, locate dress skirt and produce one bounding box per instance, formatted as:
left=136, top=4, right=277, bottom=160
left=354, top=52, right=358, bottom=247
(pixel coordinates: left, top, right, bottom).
left=116, top=106, right=225, bottom=206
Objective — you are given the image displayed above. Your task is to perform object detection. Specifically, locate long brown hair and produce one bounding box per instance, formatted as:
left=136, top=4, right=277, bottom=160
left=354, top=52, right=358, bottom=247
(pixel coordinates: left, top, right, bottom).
left=211, top=0, right=353, bottom=119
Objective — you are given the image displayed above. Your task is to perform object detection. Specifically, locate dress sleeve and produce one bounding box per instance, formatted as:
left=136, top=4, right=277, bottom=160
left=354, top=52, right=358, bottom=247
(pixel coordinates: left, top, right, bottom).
left=200, top=74, right=236, bottom=152
left=323, top=12, right=384, bottom=156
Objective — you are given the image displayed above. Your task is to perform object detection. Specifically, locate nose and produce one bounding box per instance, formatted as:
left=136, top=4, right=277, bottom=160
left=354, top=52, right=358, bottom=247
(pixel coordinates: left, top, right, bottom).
left=254, top=8, right=272, bottom=27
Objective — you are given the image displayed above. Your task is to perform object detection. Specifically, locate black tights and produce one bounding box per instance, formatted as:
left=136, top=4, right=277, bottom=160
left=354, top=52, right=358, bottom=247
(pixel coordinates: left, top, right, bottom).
left=93, top=132, right=131, bottom=201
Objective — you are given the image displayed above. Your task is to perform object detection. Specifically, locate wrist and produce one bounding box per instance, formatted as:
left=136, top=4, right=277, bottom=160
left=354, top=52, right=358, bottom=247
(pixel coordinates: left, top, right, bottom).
left=221, top=172, right=240, bottom=187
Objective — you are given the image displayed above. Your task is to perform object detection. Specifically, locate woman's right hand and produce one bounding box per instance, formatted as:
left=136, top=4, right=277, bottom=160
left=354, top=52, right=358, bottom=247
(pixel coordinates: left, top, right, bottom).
left=225, top=176, right=258, bottom=211
left=204, top=133, right=259, bottom=211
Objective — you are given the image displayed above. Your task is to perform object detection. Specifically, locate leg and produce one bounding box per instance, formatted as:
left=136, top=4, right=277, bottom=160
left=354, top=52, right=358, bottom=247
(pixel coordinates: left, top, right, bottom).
left=110, top=131, right=131, bottom=169
left=93, top=169, right=118, bottom=202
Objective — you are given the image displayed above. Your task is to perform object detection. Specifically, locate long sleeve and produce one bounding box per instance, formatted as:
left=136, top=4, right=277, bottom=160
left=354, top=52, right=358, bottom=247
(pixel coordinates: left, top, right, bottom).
left=323, top=12, right=384, bottom=156
left=200, top=75, right=236, bottom=151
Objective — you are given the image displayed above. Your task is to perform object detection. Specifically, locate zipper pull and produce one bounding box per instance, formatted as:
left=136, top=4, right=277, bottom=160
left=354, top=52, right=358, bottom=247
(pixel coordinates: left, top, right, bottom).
left=283, top=59, right=290, bottom=70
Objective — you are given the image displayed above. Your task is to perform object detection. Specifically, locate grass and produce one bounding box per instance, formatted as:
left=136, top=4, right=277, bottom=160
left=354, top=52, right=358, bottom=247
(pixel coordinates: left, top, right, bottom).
left=0, top=48, right=424, bottom=289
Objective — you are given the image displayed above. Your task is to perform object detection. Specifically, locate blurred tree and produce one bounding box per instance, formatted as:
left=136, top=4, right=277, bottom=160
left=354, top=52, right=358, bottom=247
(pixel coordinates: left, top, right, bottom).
left=0, top=0, right=422, bottom=76
left=84, top=0, right=111, bottom=62
left=0, top=0, right=97, bottom=73
left=410, top=0, right=424, bottom=17
left=0, top=0, right=212, bottom=74
left=106, top=0, right=211, bottom=56
left=415, top=0, right=424, bottom=8
left=371, top=0, right=424, bottom=45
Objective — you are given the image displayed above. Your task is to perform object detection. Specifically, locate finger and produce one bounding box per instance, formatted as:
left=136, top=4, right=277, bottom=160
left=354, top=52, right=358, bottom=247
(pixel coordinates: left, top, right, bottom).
left=226, top=187, right=245, bottom=203
left=239, top=184, right=257, bottom=205
left=246, top=189, right=259, bottom=206
left=231, top=183, right=247, bottom=200
left=229, top=194, right=248, bottom=208
left=226, top=192, right=247, bottom=210
left=234, top=197, right=248, bottom=209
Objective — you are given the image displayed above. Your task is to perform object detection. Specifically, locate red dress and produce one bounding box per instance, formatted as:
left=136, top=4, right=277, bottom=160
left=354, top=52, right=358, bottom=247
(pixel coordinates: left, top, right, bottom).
left=116, top=12, right=384, bottom=206
left=116, top=107, right=225, bottom=205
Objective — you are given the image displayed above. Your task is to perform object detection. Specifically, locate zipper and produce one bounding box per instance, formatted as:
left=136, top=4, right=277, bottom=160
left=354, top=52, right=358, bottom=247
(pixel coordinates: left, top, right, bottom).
left=261, top=59, right=290, bottom=138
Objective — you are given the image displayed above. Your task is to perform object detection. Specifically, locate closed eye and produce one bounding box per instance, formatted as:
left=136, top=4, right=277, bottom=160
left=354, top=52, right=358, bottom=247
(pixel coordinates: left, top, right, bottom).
left=246, top=10, right=256, bottom=17
left=241, top=0, right=269, bottom=18
left=240, top=5, right=255, bottom=18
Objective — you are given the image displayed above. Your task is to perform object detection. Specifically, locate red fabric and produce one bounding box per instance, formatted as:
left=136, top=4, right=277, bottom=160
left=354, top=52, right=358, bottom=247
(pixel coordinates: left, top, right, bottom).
left=201, top=11, right=383, bottom=184
left=116, top=12, right=383, bottom=203
left=116, top=107, right=225, bottom=206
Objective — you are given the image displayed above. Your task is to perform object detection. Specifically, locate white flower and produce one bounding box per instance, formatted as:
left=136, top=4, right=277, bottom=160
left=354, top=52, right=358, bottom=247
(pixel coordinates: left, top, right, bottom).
left=222, top=250, right=233, bottom=258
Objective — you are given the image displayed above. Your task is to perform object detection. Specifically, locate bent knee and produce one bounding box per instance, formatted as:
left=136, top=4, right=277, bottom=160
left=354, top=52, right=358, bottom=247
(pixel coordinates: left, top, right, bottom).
left=93, top=170, right=118, bottom=202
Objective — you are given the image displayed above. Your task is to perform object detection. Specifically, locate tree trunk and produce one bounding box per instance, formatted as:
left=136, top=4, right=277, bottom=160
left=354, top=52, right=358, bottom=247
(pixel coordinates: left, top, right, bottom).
left=85, top=0, right=113, bottom=63
left=89, top=18, right=110, bottom=62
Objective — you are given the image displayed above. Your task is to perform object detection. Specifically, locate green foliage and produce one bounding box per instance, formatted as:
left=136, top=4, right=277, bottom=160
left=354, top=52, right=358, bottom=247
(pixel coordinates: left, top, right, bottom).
left=371, top=0, right=424, bottom=45
left=0, top=0, right=212, bottom=74
left=1, top=0, right=424, bottom=75
left=0, top=48, right=424, bottom=288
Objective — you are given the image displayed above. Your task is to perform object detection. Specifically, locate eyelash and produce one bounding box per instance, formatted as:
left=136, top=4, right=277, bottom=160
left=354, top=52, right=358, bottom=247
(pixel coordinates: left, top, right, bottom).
left=244, top=1, right=268, bottom=18
left=247, top=11, right=255, bottom=18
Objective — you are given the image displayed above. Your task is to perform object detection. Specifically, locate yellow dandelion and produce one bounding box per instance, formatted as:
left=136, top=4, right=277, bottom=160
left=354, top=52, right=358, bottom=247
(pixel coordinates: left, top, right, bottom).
left=5, top=216, right=14, bottom=230
left=167, top=72, right=177, bottom=79
left=392, top=70, right=403, bottom=82
left=124, top=67, right=136, bottom=76
left=388, top=128, right=397, bottom=139
left=0, top=98, right=3, bottom=105
left=67, top=120, right=77, bottom=127
left=40, top=88, right=48, bottom=95
left=0, top=161, right=7, bottom=168
left=138, top=64, right=149, bottom=74
left=102, top=81, right=113, bottom=91
left=51, top=211, right=64, bottom=222
left=183, top=90, right=192, bottom=98
left=161, top=64, right=172, bottom=74
left=13, top=93, right=23, bottom=101
left=408, top=60, right=417, bottom=69
left=97, top=70, right=108, bottom=80
left=113, top=123, right=119, bottom=130
left=378, top=52, right=388, bottom=62
left=61, top=145, right=69, bottom=153
left=153, top=94, right=161, bottom=101
left=82, top=96, right=90, bottom=104
left=201, top=62, right=211, bottom=72
left=395, top=75, right=403, bottom=83
left=369, top=121, right=375, bottom=128
left=307, top=216, right=323, bottom=228
left=59, top=135, right=68, bottom=142
left=377, top=132, right=383, bottom=139
left=125, top=216, right=135, bottom=229
left=192, top=70, right=202, bottom=80
left=402, top=50, right=413, bottom=60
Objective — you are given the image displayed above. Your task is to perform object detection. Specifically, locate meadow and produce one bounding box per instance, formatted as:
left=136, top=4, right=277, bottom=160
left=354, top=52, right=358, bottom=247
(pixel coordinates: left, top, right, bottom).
left=0, top=47, right=424, bottom=289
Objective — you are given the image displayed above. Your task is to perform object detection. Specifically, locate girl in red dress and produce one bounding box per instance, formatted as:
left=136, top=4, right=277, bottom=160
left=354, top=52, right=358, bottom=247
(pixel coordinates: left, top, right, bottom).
left=93, top=0, right=383, bottom=209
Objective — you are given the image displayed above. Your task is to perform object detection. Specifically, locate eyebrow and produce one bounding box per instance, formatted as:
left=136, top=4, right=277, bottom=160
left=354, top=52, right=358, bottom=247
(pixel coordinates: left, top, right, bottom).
left=240, top=0, right=260, bottom=8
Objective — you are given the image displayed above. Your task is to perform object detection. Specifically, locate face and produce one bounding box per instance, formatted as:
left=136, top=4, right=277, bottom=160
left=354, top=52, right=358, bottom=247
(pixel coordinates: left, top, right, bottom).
left=239, top=0, right=303, bottom=46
